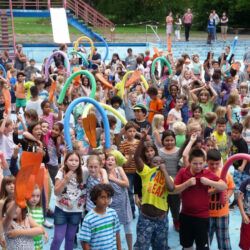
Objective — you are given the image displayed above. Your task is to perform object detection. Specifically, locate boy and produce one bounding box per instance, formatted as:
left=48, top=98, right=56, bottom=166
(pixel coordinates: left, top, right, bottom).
left=204, top=112, right=217, bottom=138
left=238, top=177, right=250, bottom=250
left=229, top=122, right=250, bottom=209
left=119, top=121, right=140, bottom=218
left=14, top=71, right=27, bottom=113
left=174, top=148, right=227, bottom=250
left=79, top=184, right=121, bottom=250
left=147, top=86, right=163, bottom=123
left=34, top=77, right=48, bottom=101
left=25, top=85, right=43, bottom=116
left=207, top=149, right=235, bottom=250
left=212, top=117, right=228, bottom=163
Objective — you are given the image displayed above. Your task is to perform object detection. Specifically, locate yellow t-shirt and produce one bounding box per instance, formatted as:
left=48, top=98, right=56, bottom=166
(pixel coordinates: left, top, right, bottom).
left=24, top=81, right=34, bottom=100
left=114, top=81, right=124, bottom=98
left=110, top=149, right=127, bottom=167
left=138, top=164, right=169, bottom=211
left=212, top=131, right=228, bottom=163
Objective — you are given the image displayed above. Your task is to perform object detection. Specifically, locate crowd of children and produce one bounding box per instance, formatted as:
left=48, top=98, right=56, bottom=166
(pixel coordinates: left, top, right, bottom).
left=0, top=43, right=250, bottom=250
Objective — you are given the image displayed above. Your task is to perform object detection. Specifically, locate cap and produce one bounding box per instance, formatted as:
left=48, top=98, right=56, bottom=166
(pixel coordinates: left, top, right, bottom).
left=17, top=71, right=26, bottom=77
left=132, top=104, right=148, bottom=114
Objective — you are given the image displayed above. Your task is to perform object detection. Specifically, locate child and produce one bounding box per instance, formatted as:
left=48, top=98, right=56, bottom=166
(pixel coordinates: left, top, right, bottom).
left=174, top=148, right=227, bottom=250
left=51, top=151, right=89, bottom=250
left=105, top=154, right=133, bottom=250
left=134, top=128, right=174, bottom=250
left=79, top=184, right=121, bottom=250
left=14, top=71, right=26, bottom=113
left=192, top=54, right=202, bottom=79
left=25, top=85, right=43, bottom=116
left=27, top=185, right=48, bottom=250
left=229, top=123, right=250, bottom=209
left=173, top=121, right=187, bottom=148
left=152, top=114, right=165, bottom=149
left=215, top=106, right=227, bottom=120
left=75, top=114, right=89, bottom=150
left=119, top=121, right=140, bottom=218
left=188, top=105, right=204, bottom=127
left=34, top=77, right=48, bottom=101
left=2, top=198, right=45, bottom=250
left=204, top=112, right=217, bottom=138
left=212, top=117, right=229, bottom=163
left=207, top=149, right=235, bottom=250
left=167, top=95, right=183, bottom=130
left=147, top=86, right=163, bottom=124
left=0, top=91, right=6, bottom=120
left=238, top=177, right=250, bottom=250
left=243, top=115, right=250, bottom=152
left=0, top=152, right=8, bottom=185
left=86, top=155, right=109, bottom=212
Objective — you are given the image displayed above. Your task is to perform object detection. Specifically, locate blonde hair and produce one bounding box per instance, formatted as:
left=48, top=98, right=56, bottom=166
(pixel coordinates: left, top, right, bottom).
left=205, top=112, right=217, bottom=124
left=87, top=155, right=102, bottom=167
left=243, top=115, right=250, bottom=129
left=215, top=106, right=226, bottom=119
left=187, top=122, right=202, bottom=135
left=152, top=114, right=164, bottom=130
left=227, top=92, right=240, bottom=106
left=173, top=121, right=187, bottom=135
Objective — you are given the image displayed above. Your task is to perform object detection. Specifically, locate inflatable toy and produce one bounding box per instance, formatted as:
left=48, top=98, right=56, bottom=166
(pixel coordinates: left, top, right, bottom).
left=70, top=51, right=89, bottom=67
left=93, top=32, right=109, bottom=62
left=151, top=56, right=172, bottom=83
left=74, top=36, right=95, bottom=59
left=0, top=64, right=7, bottom=78
left=95, top=73, right=113, bottom=89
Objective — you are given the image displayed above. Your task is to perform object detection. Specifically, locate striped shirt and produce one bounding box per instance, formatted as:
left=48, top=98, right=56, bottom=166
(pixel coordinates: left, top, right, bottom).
left=79, top=208, right=120, bottom=250
left=28, top=207, right=44, bottom=250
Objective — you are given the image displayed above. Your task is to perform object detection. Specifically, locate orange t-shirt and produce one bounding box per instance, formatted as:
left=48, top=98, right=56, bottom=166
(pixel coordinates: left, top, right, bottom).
left=209, top=169, right=235, bottom=217
left=148, top=98, right=163, bottom=123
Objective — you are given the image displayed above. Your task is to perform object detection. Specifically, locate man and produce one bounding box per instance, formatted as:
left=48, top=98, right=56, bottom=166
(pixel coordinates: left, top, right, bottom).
left=182, top=8, right=193, bottom=42
left=211, top=10, right=220, bottom=40
left=243, top=48, right=250, bottom=80
left=24, top=59, right=41, bottom=81
left=125, top=48, right=137, bottom=70
left=89, top=47, right=101, bottom=70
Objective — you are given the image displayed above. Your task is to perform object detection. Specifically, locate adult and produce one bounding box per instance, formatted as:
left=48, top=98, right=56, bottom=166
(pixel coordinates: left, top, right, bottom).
left=166, top=12, right=174, bottom=39
left=182, top=8, right=193, bottom=42
left=207, top=14, right=216, bottom=44
left=125, top=48, right=137, bottom=71
left=14, top=44, right=27, bottom=71
left=220, top=12, right=229, bottom=41
left=89, top=47, right=101, bottom=70
left=243, top=49, right=250, bottom=80
left=53, top=44, right=68, bottom=68
left=0, top=50, right=12, bottom=70
left=211, top=10, right=220, bottom=41
left=218, top=46, right=234, bottom=66
left=24, top=59, right=41, bottom=81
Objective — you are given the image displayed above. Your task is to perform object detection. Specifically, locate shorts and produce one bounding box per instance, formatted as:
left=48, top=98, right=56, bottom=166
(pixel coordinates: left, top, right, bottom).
left=221, top=26, right=228, bottom=34
left=16, top=98, right=26, bottom=107
left=179, top=213, right=209, bottom=249
left=166, top=24, right=172, bottom=35
left=233, top=170, right=250, bottom=191
left=239, top=221, right=250, bottom=250
left=54, top=206, right=82, bottom=225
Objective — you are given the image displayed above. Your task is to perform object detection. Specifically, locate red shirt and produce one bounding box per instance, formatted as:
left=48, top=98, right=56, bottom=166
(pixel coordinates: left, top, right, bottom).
left=174, top=167, right=220, bottom=218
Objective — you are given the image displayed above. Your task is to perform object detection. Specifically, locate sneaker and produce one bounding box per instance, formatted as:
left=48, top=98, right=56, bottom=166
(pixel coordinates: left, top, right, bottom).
left=173, top=220, right=180, bottom=232
left=43, top=219, right=54, bottom=228
left=229, top=200, right=237, bottom=210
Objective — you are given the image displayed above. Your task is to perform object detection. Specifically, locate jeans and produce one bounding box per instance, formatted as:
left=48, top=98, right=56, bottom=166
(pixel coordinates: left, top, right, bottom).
left=184, top=23, right=191, bottom=41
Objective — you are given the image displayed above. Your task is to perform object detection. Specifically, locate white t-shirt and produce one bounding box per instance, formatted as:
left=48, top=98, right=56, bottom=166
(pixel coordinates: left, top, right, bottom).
left=168, top=108, right=182, bottom=131
left=0, top=133, right=15, bottom=160
left=55, top=167, right=89, bottom=212
left=26, top=99, right=43, bottom=116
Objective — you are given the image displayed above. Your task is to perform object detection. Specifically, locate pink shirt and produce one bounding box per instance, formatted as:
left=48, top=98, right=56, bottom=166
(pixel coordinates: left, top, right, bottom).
left=41, top=113, right=55, bottom=130
left=183, top=13, right=193, bottom=24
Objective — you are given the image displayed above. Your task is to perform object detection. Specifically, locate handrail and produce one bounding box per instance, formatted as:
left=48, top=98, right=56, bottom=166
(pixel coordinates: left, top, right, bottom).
left=7, top=0, right=16, bottom=51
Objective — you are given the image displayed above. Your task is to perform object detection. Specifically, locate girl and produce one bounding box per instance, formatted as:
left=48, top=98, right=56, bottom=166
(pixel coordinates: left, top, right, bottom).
left=51, top=151, right=88, bottom=250
left=80, top=76, right=91, bottom=96
left=215, top=106, right=227, bottom=119
left=0, top=152, right=8, bottom=185
left=105, top=154, right=133, bottom=250
left=40, top=100, right=62, bottom=130
left=86, top=155, right=109, bottom=212
left=203, top=51, right=214, bottom=82
left=27, top=186, right=48, bottom=250
left=190, top=82, right=217, bottom=119
left=192, top=54, right=202, bottom=79
left=226, top=92, right=242, bottom=134
left=167, top=95, right=183, bottom=130
left=174, top=14, right=182, bottom=41
left=2, top=198, right=45, bottom=250
left=179, top=69, right=193, bottom=95
left=159, top=130, right=181, bottom=231
left=242, top=115, right=250, bottom=152
left=188, top=105, right=204, bottom=128
left=152, top=114, right=165, bottom=149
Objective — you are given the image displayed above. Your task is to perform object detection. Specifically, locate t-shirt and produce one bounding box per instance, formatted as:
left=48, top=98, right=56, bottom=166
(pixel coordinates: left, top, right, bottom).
left=204, top=126, right=214, bottom=139
left=148, top=99, right=163, bottom=123
left=239, top=178, right=250, bottom=215
left=174, top=167, right=220, bottom=218
left=55, top=168, right=89, bottom=212
left=176, top=134, right=186, bottom=148
left=114, top=81, right=124, bottom=99
left=167, top=108, right=182, bottom=131
left=209, top=170, right=235, bottom=217
left=26, top=99, right=43, bottom=116
left=131, top=118, right=152, bottom=136
left=24, top=81, right=34, bottom=100
left=230, top=137, right=250, bottom=174
left=0, top=133, right=15, bottom=160
left=125, top=55, right=137, bottom=70
left=212, top=131, right=228, bottom=163
left=79, top=208, right=120, bottom=250
left=138, top=164, right=169, bottom=211
left=199, top=101, right=214, bottom=119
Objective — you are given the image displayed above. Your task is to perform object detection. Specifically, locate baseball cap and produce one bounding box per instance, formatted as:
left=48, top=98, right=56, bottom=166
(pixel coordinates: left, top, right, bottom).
left=132, top=104, right=148, bottom=114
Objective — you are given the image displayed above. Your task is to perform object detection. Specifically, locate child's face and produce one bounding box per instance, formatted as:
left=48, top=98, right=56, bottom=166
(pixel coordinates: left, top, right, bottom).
left=51, top=124, right=61, bottom=138
left=176, top=99, right=183, bottom=109
left=0, top=95, right=4, bottom=104
left=240, top=86, right=248, bottom=95
left=112, top=102, right=120, bottom=110
left=129, top=93, right=137, bottom=105
left=231, top=129, right=241, bottom=141
left=88, top=159, right=101, bottom=178
left=5, top=182, right=15, bottom=196
left=43, top=103, right=50, bottom=115
left=216, top=123, right=226, bottom=134
left=189, top=126, right=202, bottom=137
left=126, top=127, right=136, bottom=140
left=193, top=56, right=199, bottom=63
left=157, top=90, right=163, bottom=99
left=190, top=156, right=205, bottom=174
left=151, top=156, right=164, bottom=168
left=134, top=109, right=145, bottom=121
left=77, top=117, right=83, bottom=126
left=28, top=187, right=41, bottom=208
left=95, top=190, right=111, bottom=210
left=5, top=122, right=14, bottom=134
left=105, top=156, right=116, bottom=171
left=193, top=109, right=201, bottom=119
left=170, top=86, right=178, bottom=97
left=163, top=135, right=175, bottom=150
left=145, top=147, right=155, bottom=160
left=199, top=92, right=209, bottom=103
left=184, top=72, right=191, bottom=79
left=41, top=122, right=49, bottom=135
left=212, top=63, right=220, bottom=69
left=32, top=124, right=42, bottom=139
left=207, top=160, right=221, bottom=172
left=66, top=154, right=80, bottom=172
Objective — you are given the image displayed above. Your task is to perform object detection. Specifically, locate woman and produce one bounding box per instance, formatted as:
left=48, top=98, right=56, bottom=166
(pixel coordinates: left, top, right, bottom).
left=220, top=12, right=229, bottom=42
left=166, top=12, right=174, bottom=39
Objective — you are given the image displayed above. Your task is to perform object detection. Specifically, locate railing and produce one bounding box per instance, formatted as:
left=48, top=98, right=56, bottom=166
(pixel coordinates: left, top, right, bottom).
left=9, top=0, right=16, bottom=51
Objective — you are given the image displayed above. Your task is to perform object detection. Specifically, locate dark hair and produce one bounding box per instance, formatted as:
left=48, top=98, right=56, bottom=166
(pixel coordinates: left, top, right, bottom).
left=0, top=176, right=15, bottom=199
left=127, top=48, right=132, bottom=53
left=30, top=85, right=39, bottom=97
left=90, top=184, right=114, bottom=205
left=232, top=122, right=243, bottom=133
left=53, top=122, right=64, bottom=132
left=63, top=151, right=83, bottom=184
left=124, top=121, right=137, bottom=131
left=41, top=100, right=50, bottom=110
left=192, top=104, right=202, bottom=114
left=212, top=71, right=221, bottom=81
left=207, top=149, right=221, bottom=161
left=27, top=121, right=41, bottom=134
left=147, top=86, right=158, bottom=96
left=24, top=109, right=38, bottom=122
left=189, top=148, right=206, bottom=162
left=161, top=130, right=176, bottom=145
left=141, top=140, right=158, bottom=164
left=110, top=96, right=122, bottom=106
left=216, top=117, right=227, bottom=125
left=34, top=77, right=45, bottom=85
left=107, top=115, right=117, bottom=127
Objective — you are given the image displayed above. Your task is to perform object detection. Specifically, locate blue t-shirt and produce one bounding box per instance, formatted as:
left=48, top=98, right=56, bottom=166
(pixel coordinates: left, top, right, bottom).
left=239, top=178, right=250, bottom=215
